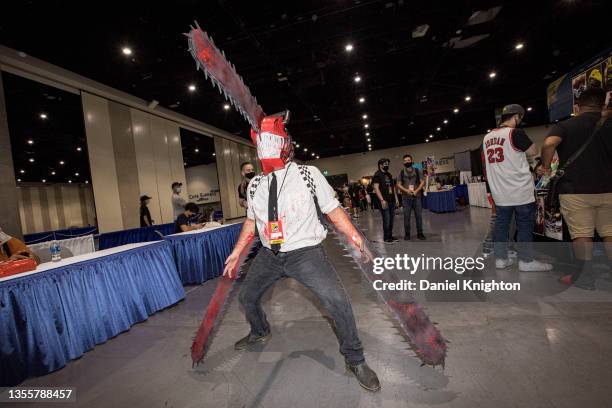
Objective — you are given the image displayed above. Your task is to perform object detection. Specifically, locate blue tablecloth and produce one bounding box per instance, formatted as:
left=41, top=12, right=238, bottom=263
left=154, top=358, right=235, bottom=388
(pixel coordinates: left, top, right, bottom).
left=98, top=223, right=175, bottom=250
left=24, top=226, right=98, bottom=244
left=426, top=190, right=457, bottom=213
left=0, top=241, right=185, bottom=386
left=164, top=223, right=242, bottom=285
left=454, top=184, right=469, bottom=205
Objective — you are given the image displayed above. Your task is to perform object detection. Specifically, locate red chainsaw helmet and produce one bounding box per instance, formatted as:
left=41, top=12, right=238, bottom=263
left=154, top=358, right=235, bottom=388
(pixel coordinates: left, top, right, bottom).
left=250, top=112, right=293, bottom=175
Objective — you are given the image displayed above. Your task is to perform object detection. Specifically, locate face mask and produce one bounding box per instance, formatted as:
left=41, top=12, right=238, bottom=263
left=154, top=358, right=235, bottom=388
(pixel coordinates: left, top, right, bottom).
left=404, top=162, right=413, bottom=168
left=175, top=188, right=181, bottom=193
left=245, top=171, right=256, bottom=180
left=382, top=165, right=389, bottom=172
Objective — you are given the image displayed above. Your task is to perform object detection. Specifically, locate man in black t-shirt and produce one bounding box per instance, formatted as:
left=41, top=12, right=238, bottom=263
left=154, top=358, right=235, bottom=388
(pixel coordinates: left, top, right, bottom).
left=175, top=202, right=204, bottom=233
left=541, top=88, right=612, bottom=289
left=139, top=195, right=153, bottom=227
left=372, top=158, right=399, bottom=243
left=397, top=154, right=426, bottom=240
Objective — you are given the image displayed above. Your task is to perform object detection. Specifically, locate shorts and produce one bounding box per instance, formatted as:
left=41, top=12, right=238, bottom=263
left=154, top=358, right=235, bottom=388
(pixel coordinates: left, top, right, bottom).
left=559, top=193, right=612, bottom=239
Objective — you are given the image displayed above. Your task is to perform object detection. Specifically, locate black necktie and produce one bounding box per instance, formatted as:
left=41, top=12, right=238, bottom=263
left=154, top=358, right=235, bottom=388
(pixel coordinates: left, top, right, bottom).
left=268, top=173, right=280, bottom=251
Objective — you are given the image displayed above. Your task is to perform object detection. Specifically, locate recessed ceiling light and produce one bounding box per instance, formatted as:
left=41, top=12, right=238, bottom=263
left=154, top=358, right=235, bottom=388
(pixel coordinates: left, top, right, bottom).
left=368, top=144, right=371, bottom=148
left=194, top=148, right=199, bottom=153
left=436, top=127, right=441, bottom=131
left=364, top=124, right=369, bottom=128
left=68, top=180, right=72, bottom=183
left=122, top=47, right=132, bottom=55
left=223, top=104, right=230, bottom=110
left=76, top=147, right=82, bottom=151
left=40, top=113, right=47, bottom=119
left=20, top=169, right=25, bottom=174
left=212, top=152, right=216, bottom=156
left=443, top=119, right=448, bottom=124
left=311, top=152, right=315, bottom=156
left=51, top=171, right=56, bottom=175
left=367, top=138, right=371, bottom=142
left=29, top=158, right=34, bottom=162
left=365, top=132, right=370, bottom=136
left=354, top=75, right=361, bottom=83
left=188, top=84, right=196, bottom=92
left=27, top=139, right=34, bottom=145
left=296, top=144, right=300, bottom=148
left=17, top=178, right=21, bottom=182
left=184, top=162, right=187, bottom=166
left=75, top=172, right=79, bottom=176
left=515, top=42, right=524, bottom=50
left=316, top=155, right=320, bottom=159
left=426, top=140, right=429, bottom=143
left=59, top=160, right=65, bottom=165
left=429, top=134, right=433, bottom=138
left=368, top=148, right=372, bottom=151
left=42, top=179, right=46, bottom=183
left=362, top=114, right=368, bottom=119
left=453, top=107, right=459, bottom=113
left=345, top=43, right=354, bottom=52
left=304, top=148, right=308, bottom=152
left=358, top=97, right=365, bottom=103
left=85, top=180, right=89, bottom=184
left=489, top=71, right=497, bottom=78
left=527, top=106, right=533, bottom=111
left=465, top=95, right=471, bottom=102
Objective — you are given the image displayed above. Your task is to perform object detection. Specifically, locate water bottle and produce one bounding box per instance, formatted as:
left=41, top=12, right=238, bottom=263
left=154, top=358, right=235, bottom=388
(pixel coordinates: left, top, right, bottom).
left=50, top=240, right=61, bottom=262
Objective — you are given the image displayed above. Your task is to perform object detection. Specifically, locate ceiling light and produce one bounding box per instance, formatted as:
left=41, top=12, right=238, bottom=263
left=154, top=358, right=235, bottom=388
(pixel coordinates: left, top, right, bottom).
left=75, top=172, right=79, bottom=176
left=85, top=180, right=89, bottom=184
left=212, top=153, right=216, bottom=156
left=296, top=144, right=300, bottom=148
left=443, top=119, right=448, bottom=124
left=465, top=95, right=471, bottom=102
left=367, top=138, right=371, bottom=142
left=188, top=84, right=196, bottom=92
left=358, top=97, right=365, bottom=103
left=368, top=148, right=372, bottom=151
left=194, top=148, right=199, bottom=153
left=76, top=147, right=82, bottom=151
left=42, top=179, right=46, bottom=183
left=489, top=71, right=497, bottom=78
left=311, top=152, right=315, bottom=156
left=364, top=124, right=369, bottom=128
left=17, top=179, right=21, bottom=182
left=436, top=127, right=441, bottom=131
left=429, top=134, right=433, bottom=138
left=223, top=104, right=230, bottom=110
left=487, top=129, right=491, bottom=133
left=40, top=113, right=47, bottom=119
left=59, top=160, right=64, bottom=165
left=29, top=158, right=34, bottom=162
left=515, top=42, right=524, bottom=50
left=20, top=169, right=25, bottom=174
left=345, top=43, right=354, bottom=52
left=365, top=132, right=370, bottom=136
left=68, top=180, right=72, bottom=183
left=368, top=144, right=371, bottom=148
left=184, top=162, right=187, bottom=166
left=27, top=139, right=34, bottom=145
left=316, top=155, right=320, bottom=159
left=354, top=75, right=361, bottom=83
left=362, top=114, right=368, bottom=119
left=122, top=47, right=132, bottom=56
left=51, top=171, right=56, bottom=175
left=304, top=148, right=308, bottom=152
left=453, top=107, right=459, bottom=113
left=527, top=106, right=533, bottom=111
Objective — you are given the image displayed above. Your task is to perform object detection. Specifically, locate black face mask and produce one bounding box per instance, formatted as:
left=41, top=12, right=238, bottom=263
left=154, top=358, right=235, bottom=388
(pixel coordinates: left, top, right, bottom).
left=404, top=162, right=413, bottom=168
left=245, top=171, right=256, bottom=180
left=382, top=165, right=390, bottom=172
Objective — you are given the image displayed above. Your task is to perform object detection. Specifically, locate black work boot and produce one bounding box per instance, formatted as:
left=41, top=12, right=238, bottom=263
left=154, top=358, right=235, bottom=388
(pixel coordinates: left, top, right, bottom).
left=346, top=362, right=381, bottom=392
left=234, top=331, right=272, bottom=350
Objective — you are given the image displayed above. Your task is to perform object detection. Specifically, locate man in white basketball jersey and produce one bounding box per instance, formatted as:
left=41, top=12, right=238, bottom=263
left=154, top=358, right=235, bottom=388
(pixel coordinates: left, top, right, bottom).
left=483, top=104, right=552, bottom=272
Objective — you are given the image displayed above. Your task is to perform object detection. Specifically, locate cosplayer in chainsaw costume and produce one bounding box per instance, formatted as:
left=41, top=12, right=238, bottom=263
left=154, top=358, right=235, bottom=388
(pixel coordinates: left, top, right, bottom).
left=222, top=113, right=381, bottom=392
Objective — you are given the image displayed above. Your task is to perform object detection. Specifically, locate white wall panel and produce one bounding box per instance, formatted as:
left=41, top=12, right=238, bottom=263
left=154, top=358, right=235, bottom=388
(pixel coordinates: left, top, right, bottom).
left=82, top=92, right=123, bottom=233
left=151, top=115, right=174, bottom=224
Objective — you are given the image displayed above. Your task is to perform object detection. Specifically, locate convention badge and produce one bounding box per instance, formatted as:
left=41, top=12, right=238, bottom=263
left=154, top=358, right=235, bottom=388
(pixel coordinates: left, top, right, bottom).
left=408, top=184, right=415, bottom=192
left=267, top=220, right=285, bottom=244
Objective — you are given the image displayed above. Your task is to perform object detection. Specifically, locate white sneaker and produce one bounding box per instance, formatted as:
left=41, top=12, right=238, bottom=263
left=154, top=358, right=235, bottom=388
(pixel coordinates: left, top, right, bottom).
left=518, top=260, right=553, bottom=272
left=508, top=250, right=518, bottom=258
left=495, top=258, right=515, bottom=269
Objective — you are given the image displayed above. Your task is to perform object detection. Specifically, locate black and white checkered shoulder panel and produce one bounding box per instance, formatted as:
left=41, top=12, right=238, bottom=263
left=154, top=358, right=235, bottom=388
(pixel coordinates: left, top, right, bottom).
left=248, top=174, right=264, bottom=200
left=298, top=165, right=317, bottom=199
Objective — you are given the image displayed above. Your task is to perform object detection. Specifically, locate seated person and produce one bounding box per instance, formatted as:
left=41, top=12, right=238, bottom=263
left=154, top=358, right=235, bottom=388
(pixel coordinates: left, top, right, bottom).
left=200, top=207, right=223, bottom=228
left=0, top=227, right=39, bottom=264
left=175, top=203, right=204, bottom=233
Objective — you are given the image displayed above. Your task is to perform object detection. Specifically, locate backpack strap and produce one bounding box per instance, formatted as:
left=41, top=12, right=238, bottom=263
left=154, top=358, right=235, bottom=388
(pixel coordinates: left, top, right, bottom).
left=298, top=165, right=329, bottom=230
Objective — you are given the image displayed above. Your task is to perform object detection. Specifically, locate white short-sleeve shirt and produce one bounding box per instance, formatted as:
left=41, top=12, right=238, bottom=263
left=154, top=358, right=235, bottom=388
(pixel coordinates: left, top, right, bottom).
left=247, top=162, right=339, bottom=252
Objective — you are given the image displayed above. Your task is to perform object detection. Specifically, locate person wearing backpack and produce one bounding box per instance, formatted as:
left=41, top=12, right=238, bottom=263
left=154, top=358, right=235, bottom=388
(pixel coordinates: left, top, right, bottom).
left=396, top=154, right=426, bottom=240
left=541, top=88, right=612, bottom=290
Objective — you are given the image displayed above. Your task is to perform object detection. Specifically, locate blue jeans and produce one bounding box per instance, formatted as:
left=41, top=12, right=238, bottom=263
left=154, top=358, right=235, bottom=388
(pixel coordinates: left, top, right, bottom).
left=402, top=195, right=423, bottom=237
left=379, top=202, right=396, bottom=240
left=239, top=245, right=365, bottom=365
left=494, top=202, right=535, bottom=262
